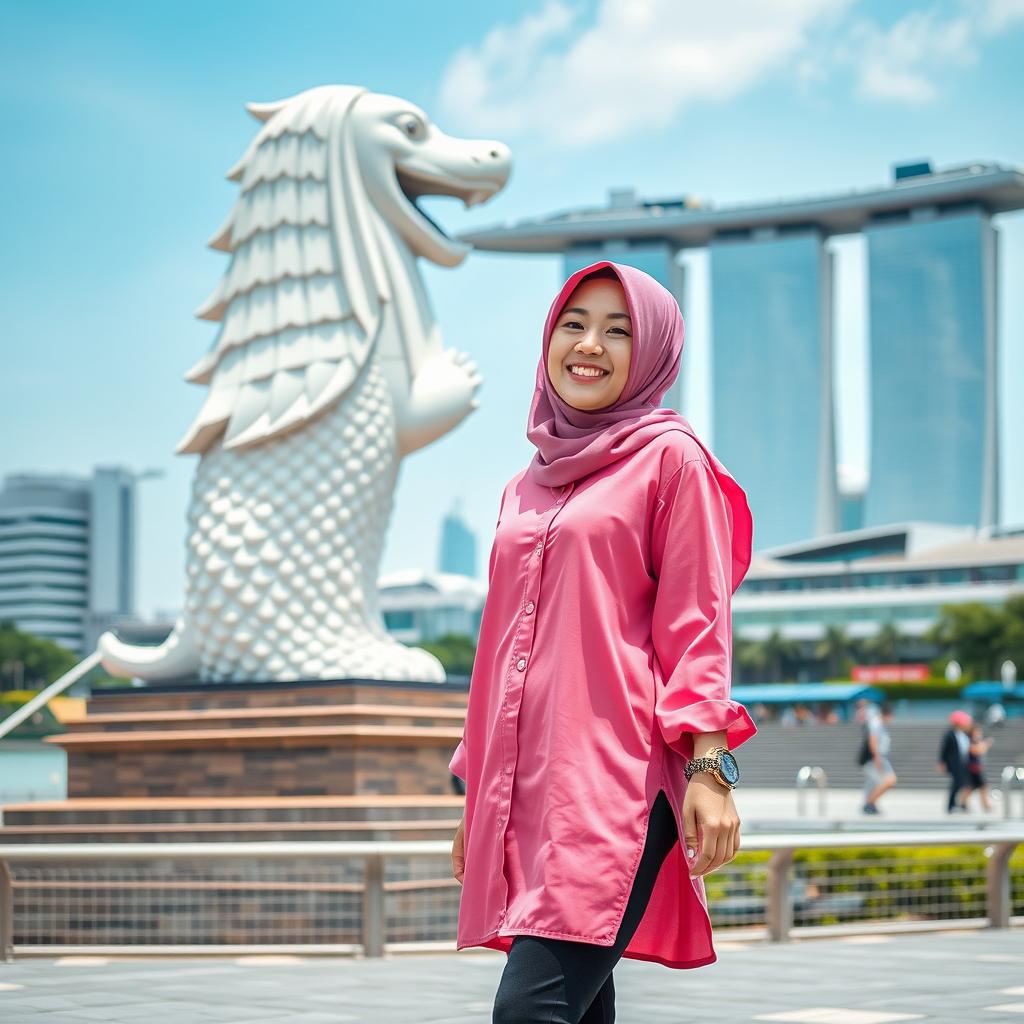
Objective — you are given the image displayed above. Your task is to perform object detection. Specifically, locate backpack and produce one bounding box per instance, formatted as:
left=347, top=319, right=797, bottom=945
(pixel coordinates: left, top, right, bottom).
left=856, top=725, right=872, bottom=766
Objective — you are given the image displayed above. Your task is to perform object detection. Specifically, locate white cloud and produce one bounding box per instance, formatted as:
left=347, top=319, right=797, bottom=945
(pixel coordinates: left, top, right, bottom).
left=811, top=0, right=1024, bottom=105
left=438, top=0, right=1024, bottom=145
left=438, top=0, right=852, bottom=147
left=850, top=9, right=976, bottom=104
left=980, top=0, right=1024, bottom=31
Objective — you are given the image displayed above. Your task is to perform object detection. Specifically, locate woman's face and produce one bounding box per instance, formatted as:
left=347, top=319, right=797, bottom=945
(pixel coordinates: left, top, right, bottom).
left=546, top=276, right=633, bottom=411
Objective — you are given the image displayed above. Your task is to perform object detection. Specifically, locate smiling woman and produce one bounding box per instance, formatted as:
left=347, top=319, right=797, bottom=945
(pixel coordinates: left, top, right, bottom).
left=451, top=259, right=757, bottom=1024
left=546, top=266, right=634, bottom=411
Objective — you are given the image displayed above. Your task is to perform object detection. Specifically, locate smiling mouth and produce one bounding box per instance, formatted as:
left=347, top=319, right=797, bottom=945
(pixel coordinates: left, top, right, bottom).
left=566, top=364, right=610, bottom=380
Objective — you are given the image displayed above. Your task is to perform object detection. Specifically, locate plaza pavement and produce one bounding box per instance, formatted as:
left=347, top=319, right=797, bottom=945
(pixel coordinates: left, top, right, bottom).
left=2, top=786, right=1021, bottom=1023
left=733, top=785, right=1011, bottom=826
left=1, top=927, right=1023, bottom=1023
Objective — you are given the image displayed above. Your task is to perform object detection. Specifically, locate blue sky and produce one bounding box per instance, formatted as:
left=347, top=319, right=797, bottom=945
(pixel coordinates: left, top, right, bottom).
left=2, top=0, right=1022, bottom=617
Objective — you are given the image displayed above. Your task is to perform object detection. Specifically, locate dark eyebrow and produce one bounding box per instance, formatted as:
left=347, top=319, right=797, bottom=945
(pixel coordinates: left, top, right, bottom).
left=561, top=306, right=631, bottom=321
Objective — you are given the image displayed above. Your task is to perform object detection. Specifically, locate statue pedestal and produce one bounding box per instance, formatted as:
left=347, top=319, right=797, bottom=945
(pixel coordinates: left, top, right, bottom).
left=46, top=677, right=469, bottom=799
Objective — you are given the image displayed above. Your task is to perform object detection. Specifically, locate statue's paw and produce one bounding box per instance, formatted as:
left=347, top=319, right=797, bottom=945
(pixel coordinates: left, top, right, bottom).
left=448, top=348, right=482, bottom=390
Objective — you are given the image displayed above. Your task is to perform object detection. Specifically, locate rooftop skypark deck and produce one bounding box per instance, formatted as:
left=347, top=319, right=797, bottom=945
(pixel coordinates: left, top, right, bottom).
left=456, top=161, right=1024, bottom=252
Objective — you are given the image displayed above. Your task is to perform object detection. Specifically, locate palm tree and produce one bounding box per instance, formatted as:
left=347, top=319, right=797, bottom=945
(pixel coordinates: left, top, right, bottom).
left=815, top=625, right=855, bottom=679
left=864, top=622, right=903, bottom=664
left=744, top=629, right=802, bottom=682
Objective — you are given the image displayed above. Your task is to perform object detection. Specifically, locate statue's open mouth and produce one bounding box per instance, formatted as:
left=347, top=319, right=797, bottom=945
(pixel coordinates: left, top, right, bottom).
left=395, top=167, right=453, bottom=239
left=395, top=166, right=498, bottom=241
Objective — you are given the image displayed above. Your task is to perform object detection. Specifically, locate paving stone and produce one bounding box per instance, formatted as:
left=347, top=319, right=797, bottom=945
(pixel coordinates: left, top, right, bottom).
left=0, top=928, right=1022, bottom=1022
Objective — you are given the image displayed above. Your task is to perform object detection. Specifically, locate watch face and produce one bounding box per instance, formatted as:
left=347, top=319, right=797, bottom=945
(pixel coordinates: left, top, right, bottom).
left=719, top=751, right=740, bottom=785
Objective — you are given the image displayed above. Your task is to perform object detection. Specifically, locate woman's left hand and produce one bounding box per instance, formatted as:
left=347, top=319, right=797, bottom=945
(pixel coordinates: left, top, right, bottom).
left=682, top=774, right=741, bottom=877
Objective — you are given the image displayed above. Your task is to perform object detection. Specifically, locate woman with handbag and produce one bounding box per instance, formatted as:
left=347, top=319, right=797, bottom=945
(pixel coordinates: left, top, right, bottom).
left=449, top=260, right=757, bottom=1023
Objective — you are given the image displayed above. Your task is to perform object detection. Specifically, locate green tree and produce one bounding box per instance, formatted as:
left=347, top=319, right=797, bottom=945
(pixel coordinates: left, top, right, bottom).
left=927, top=598, right=1023, bottom=681
left=418, top=633, right=478, bottom=676
left=1000, top=595, right=1024, bottom=670
left=0, top=619, right=78, bottom=691
left=863, top=622, right=903, bottom=664
left=815, top=625, right=856, bottom=678
left=741, top=629, right=802, bottom=682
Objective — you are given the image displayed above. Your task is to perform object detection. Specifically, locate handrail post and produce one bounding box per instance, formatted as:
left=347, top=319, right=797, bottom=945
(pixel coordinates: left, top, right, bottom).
left=766, top=848, right=795, bottom=942
left=0, top=860, right=13, bottom=962
left=362, top=853, right=385, bottom=957
left=985, top=841, right=1015, bottom=928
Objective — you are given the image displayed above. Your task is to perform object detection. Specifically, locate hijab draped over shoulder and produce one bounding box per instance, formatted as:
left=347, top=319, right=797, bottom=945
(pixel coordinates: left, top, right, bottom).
left=524, top=259, right=754, bottom=588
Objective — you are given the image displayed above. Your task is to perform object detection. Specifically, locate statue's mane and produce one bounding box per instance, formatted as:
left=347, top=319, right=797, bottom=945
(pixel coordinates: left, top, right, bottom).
left=176, top=85, right=390, bottom=455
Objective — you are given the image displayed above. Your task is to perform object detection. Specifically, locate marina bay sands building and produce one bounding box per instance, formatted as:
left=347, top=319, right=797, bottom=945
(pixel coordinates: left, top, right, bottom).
left=459, top=162, right=1023, bottom=552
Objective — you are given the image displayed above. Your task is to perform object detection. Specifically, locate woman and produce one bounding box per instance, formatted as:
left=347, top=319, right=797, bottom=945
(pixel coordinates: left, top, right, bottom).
left=448, top=260, right=757, bottom=1023
left=966, top=722, right=994, bottom=812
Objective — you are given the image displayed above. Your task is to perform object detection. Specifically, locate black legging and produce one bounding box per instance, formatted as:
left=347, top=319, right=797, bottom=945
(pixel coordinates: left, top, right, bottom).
left=491, top=788, right=680, bottom=1024
left=947, top=765, right=968, bottom=810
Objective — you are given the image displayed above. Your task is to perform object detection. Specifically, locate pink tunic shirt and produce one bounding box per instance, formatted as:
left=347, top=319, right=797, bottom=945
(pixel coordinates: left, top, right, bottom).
left=449, top=427, right=758, bottom=969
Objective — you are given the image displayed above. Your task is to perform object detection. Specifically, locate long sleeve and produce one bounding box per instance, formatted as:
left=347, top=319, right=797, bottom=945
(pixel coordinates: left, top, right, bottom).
left=650, top=458, right=757, bottom=763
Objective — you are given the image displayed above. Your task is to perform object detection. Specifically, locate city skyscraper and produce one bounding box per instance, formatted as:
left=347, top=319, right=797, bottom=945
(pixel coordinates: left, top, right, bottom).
left=864, top=207, right=999, bottom=530
left=708, top=229, right=838, bottom=550
left=439, top=499, right=477, bottom=578
left=459, top=161, right=1022, bottom=550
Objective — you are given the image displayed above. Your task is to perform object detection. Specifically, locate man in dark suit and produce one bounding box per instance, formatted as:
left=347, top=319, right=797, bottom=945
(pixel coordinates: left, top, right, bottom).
left=936, top=710, right=972, bottom=813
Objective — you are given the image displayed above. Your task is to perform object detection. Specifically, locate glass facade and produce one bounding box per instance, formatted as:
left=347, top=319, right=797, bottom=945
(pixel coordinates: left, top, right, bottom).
left=708, top=230, right=838, bottom=551
left=864, top=209, right=999, bottom=529
left=740, top=562, right=1021, bottom=594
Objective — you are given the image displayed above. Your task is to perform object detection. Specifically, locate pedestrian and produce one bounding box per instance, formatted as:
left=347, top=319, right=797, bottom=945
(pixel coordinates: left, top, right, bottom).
left=860, top=702, right=897, bottom=815
left=448, top=261, right=757, bottom=1023
left=965, top=722, right=994, bottom=812
left=936, top=710, right=973, bottom=813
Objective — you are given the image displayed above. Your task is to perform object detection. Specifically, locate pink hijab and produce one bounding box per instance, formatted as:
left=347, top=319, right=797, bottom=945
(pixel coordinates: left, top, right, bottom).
left=525, top=259, right=755, bottom=589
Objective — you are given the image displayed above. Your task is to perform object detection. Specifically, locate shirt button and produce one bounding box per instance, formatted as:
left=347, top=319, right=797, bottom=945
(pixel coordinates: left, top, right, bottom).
left=505, top=764, right=514, bottom=775
left=525, top=600, right=535, bottom=614
left=516, top=657, right=527, bottom=671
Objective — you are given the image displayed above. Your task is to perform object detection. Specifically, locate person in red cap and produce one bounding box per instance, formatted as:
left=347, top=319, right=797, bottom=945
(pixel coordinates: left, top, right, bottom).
left=936, top=711, right=973, bottom=813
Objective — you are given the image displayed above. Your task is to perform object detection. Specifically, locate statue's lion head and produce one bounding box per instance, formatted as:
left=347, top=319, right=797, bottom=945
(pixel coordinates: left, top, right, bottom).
left=176, top=85, right=510, bottom=456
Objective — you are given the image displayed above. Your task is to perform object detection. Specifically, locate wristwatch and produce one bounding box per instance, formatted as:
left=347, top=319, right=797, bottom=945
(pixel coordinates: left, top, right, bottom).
left=684, top=745, right=740, bottom=789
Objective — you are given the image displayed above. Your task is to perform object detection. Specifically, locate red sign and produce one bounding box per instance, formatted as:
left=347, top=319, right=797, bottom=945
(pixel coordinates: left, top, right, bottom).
left=852, top=664, right=930, bottom=683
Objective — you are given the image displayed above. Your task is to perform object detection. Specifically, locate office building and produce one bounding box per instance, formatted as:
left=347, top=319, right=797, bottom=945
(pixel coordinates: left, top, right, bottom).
left=0, top=467, right=139, bottom=656
left=735, top=521, right=1023, bottom=643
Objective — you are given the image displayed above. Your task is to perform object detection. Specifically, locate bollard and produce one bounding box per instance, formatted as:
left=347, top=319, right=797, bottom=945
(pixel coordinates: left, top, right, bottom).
left=999, top=765, right=1024, bottom=820
left=795, top=766, right=828, bottom=817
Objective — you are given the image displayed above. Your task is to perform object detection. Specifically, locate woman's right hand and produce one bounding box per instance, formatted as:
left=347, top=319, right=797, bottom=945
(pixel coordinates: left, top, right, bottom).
left=452, top=815, right=466, bottom=885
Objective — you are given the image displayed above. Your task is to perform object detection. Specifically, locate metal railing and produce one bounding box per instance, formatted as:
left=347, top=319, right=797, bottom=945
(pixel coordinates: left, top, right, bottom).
left=0, top=648, right=102, bottom=741
left=1, top=828, right=1021, bottom=961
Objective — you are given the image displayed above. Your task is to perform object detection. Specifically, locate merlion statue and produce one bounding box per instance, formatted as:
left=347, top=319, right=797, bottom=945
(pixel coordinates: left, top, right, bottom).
left=99, top=85, right=511, bottom=684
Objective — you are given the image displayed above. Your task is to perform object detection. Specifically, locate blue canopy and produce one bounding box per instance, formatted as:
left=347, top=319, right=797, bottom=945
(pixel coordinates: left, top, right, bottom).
left=731, top=683, right=884, bottom=705
left=960, top=681, right=1024, bottom=701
